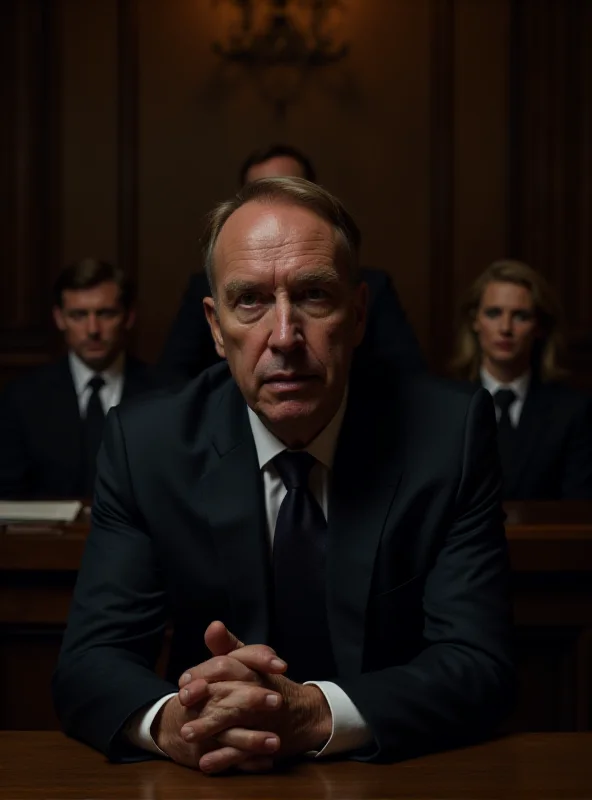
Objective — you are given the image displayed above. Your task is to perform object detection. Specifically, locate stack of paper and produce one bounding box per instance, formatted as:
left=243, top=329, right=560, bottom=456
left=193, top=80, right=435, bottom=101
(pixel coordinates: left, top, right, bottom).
left=0, top=501, right=82, bottom=524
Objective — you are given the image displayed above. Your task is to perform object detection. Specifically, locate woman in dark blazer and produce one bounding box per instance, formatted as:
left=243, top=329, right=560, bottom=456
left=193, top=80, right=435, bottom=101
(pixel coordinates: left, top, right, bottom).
left=450, top=259, right=592, bottom=500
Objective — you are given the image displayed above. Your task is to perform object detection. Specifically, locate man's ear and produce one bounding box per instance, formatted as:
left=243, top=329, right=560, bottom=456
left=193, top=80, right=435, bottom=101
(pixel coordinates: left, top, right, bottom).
left=52, top=305, right=66, bottom=332
left=203, top=296, right=226, bottom=359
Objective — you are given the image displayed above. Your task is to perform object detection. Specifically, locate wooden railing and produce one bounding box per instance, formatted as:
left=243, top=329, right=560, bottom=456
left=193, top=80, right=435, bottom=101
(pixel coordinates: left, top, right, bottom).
left=2, top=501, right=592, bottom=730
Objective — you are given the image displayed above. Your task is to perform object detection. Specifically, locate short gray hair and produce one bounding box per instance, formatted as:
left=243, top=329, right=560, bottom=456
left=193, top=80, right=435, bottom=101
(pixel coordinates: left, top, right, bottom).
left=202, top=177, right=361, bottom=298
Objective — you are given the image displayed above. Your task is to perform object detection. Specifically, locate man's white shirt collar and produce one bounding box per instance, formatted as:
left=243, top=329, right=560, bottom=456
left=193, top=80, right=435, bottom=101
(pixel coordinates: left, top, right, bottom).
left=247, top=389, right=348, bottom=471
left=68, top=351, right=125, bottom=396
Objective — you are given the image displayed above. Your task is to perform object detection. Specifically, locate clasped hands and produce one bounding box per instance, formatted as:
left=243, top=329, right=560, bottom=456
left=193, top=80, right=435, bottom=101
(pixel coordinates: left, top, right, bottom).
left=152, top=620, right=332, bottom=774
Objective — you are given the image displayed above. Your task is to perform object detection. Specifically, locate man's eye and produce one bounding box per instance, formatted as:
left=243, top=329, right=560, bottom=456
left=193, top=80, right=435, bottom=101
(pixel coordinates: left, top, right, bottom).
left=303, top=288, right=329, bottom=301
left=237, top=293, right=260, bottom=307
left=68, top=311, right=86, bottom=321
left=484, top=308, right=500, bottom=318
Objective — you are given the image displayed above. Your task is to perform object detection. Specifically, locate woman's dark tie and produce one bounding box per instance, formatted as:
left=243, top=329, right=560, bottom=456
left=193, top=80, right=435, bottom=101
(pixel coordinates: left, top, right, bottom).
left=272, top=451, right=336, bottom=682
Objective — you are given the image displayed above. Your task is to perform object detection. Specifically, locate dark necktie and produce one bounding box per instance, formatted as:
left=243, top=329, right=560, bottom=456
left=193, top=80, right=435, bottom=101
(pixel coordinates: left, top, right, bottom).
left=272, top=451, right=336, bottom=682
left=494, top=388, right=517, bottom=482
left=83, top=375, right=106, bottom=496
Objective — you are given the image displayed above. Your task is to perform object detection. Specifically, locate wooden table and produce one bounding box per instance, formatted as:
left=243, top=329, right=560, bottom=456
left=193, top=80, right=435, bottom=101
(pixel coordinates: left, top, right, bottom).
left=1, top=731, right=591, bottom=799
left=2, top=502, right=592, bottom=731
left=502, top=503, right=592, bottom=732
left=505, top=501, right=592, bottom=571
left=2, top=501, right=591, bottom=575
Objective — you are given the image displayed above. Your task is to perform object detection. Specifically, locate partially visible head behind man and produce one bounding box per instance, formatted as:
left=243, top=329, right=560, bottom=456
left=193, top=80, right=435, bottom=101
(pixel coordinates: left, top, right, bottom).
left=239, top=143, right=317, bottom=186
left=450, top=259, right=566, bottom=382
left=53, top=258, right=136, bottom=372
left=202, top=177, right=367, bottom=448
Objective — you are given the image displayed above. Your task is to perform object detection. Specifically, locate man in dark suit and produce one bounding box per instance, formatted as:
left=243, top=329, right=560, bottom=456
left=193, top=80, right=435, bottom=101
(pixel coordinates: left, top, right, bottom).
left=159, top=144, right=424, bottom=380
left=0, top=259, right=155, bottom=499
left=54, top=179, right=513, bottom=774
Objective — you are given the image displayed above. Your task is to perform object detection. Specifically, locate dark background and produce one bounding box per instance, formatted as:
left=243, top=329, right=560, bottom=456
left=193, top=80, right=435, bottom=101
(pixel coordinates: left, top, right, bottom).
left=1, top=0, right=591, bottom=386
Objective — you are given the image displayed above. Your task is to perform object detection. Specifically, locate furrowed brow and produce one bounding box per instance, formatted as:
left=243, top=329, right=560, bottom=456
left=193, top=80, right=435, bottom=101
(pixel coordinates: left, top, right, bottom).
left=223, top=268, right=340, bottom=298
left=289, top=268, right=340, bottom=286
left=223, top=278, right=264, bottom=298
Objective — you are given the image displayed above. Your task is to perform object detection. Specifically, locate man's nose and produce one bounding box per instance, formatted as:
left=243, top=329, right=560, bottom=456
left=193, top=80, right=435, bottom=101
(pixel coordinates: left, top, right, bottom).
left=267, top=300, right=303, bottom=352
left=86, top=314, right=100, bottom=337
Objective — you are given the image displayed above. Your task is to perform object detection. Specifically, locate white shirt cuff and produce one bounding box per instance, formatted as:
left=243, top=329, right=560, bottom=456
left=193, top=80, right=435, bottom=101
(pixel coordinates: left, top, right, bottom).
left=305, top=681, right=373, bottom=757
left=124, top=693, right=177, bottom=757
left=124, top=683, right=372, bottom=760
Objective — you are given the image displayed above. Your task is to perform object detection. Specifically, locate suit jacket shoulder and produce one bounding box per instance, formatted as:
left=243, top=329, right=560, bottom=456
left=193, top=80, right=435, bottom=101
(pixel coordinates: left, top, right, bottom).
left=5, top=354, right=155, bottom=398
left=114, top=362, right=241, bottom=472
left=158, top=272, right=218, bottom=381
left=0, top=358, right=81, bottom=498
left=486, top=377, right=592, bottom=500
left=0, top=355, right=160, bottom=499
left=356, top=268, right=424, bottom=372
left=122, top=354, right=165, bottom=398
left=349, top=363, right=484, bottom=430
left=3, top=356, right=72, bottom=397
left=530, top=379, right=591, bottom=409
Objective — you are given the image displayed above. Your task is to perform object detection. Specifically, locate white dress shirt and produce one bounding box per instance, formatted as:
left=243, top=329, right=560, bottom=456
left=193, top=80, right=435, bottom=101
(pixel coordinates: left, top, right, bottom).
left=480, top=367, right=531, bottom=427
left=68, top=351, right=125, bottom=416
left=126, top=393, right=373, bottom=759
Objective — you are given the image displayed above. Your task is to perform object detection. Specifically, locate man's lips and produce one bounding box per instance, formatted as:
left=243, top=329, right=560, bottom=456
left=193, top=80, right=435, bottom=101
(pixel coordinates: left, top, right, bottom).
left=262, top=374, right=319, bottom=389
left=494, top=341, right=514, bottom=350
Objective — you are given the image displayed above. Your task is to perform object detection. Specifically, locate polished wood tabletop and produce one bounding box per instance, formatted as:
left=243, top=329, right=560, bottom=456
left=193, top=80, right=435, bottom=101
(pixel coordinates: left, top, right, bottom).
left=1, top=732, right=592, bottom=799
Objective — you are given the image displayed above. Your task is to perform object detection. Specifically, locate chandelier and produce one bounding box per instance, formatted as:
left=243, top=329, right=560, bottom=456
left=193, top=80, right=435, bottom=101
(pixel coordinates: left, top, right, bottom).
left=211, top=0, right=350, bottom=114
left=213, top=0, right=349, bottom=66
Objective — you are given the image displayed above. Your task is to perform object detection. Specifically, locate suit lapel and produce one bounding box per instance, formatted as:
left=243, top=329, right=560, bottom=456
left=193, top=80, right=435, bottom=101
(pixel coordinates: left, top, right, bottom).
left=506, top=382, right=551, bottom=496
left=121, top=356, right=150, bottom=400
left=194, top=382, right=271, bottom=646
left=327, top=371, right=404, bottom=677
left=49, top=358, right=85, bottom=493
left=477, top=377, right=552, bottom=498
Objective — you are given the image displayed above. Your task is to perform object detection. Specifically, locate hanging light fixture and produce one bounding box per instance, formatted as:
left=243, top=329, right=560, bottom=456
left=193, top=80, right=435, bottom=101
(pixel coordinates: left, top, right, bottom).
left=212, top=0, right=349, bottom=114
left=213, top=0, right=349, bottom=66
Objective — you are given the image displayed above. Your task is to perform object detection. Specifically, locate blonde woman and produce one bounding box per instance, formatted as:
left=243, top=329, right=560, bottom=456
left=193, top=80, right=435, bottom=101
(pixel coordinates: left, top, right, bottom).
left=451, top=260, right=592, bottom=500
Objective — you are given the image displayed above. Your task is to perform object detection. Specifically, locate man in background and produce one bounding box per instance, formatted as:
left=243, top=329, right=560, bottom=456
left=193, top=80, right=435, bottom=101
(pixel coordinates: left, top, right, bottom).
left=0, top=258, right=156, bottom=499
left=159, top=143, right=424, bottom=380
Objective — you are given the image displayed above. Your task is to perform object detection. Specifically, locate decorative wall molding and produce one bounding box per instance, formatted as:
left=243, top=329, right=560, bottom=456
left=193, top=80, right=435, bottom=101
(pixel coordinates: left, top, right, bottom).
left=428, top=0, right=455, bottom=371
left=508, top=0, right=592, bottom=385
left=1, top=0, right=589, bottom=386
left=117, top=0, right=139, bottom=289
left=0, top=0, right=60, bottom=384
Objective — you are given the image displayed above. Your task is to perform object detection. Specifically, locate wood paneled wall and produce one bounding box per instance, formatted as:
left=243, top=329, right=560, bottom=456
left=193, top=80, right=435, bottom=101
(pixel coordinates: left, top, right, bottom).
left=0, top=0, right=60, bottom=385
left=508, top=0, right=592, bottom=387
left=0, top=0, right=590, bottom=385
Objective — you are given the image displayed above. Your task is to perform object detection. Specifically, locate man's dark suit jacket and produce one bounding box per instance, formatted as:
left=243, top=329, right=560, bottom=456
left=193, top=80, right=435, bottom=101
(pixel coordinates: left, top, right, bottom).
left=53, top=362, right=514, bottom=763
left=485, top=378, right=592, bottom=501
left=159, top=270, right=424, bottom=381
left=0, top=355, right=157, bottom=499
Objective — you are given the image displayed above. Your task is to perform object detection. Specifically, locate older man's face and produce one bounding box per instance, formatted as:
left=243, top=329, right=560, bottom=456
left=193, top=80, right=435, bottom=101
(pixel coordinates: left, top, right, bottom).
left=204, top=201, right=367, bottom=447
